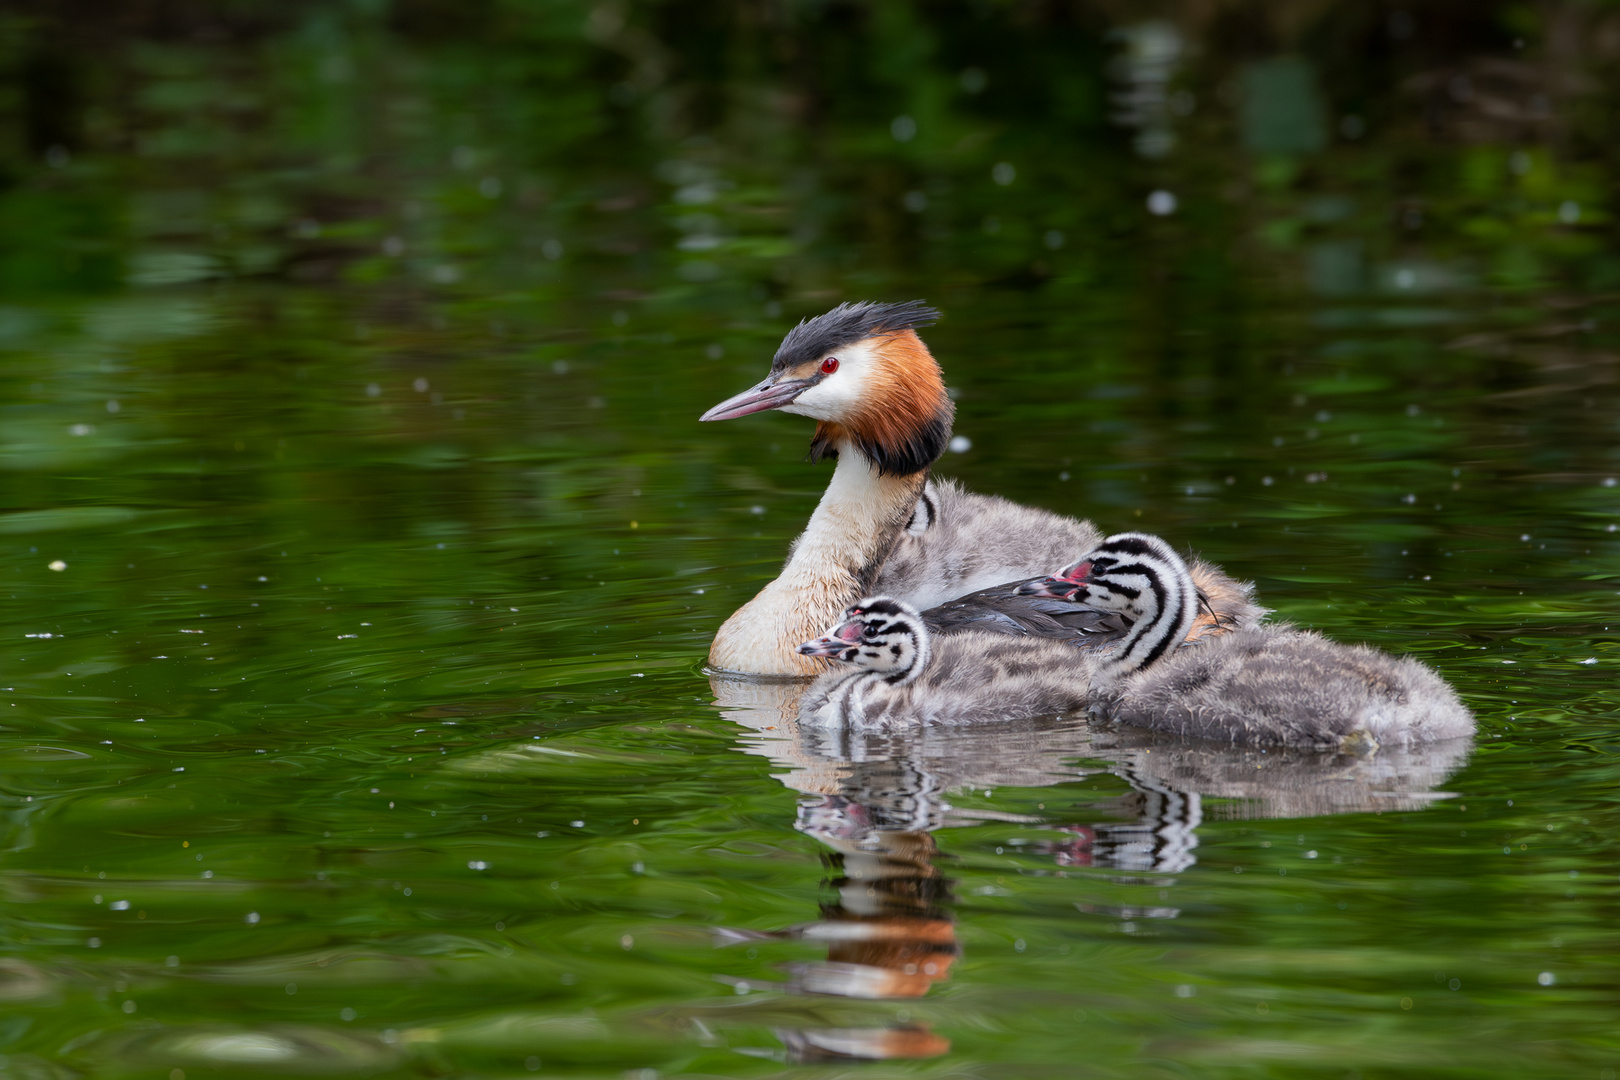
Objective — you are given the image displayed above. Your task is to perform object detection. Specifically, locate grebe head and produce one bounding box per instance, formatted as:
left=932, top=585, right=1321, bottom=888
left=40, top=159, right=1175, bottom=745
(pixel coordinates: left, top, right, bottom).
left=797, top=596, right=930, bottom=683
left=699, top=301, right=954, bottom=476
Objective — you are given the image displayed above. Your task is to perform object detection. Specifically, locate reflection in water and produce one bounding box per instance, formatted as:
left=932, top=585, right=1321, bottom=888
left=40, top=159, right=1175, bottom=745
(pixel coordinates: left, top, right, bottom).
left=711, top=674, right=1473, bottom=1062
left=791, top=802, right=957, bottom=1000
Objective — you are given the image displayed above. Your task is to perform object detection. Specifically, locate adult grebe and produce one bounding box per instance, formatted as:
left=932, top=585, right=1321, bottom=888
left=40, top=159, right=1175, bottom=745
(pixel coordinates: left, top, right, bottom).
left=700, top=301, right=1264, bottom=676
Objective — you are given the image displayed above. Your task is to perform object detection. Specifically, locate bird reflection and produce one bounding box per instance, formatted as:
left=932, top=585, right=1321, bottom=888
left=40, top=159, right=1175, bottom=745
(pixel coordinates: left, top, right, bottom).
left=707, top=673, right=1472, bottom=1063
left=790, top=795, right=958, bottom=1001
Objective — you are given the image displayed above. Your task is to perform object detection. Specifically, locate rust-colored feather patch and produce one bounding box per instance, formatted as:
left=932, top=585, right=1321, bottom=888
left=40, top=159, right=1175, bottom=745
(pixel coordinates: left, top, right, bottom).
left=809, top=329, right=953, bottom=476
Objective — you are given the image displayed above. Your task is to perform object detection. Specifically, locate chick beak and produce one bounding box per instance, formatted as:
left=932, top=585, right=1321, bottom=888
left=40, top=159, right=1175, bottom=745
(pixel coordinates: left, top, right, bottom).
left=797, top=634, right=849, bottom=658
left=797, top=617, right=864, bottom=657
left=1017, top=576, right=1080, bottom=601
left=699, top=375, right=815, bottom=422
left=1016, top=560, right=1092, bottom=601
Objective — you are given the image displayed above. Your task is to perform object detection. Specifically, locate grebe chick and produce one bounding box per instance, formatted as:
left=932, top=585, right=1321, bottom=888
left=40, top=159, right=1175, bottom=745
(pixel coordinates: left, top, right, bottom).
left=797, top=597, right=1098, bottom=728
left=1021, top=533, right=1475, bottom=749
left=700, top=301, right=1266, bottom=675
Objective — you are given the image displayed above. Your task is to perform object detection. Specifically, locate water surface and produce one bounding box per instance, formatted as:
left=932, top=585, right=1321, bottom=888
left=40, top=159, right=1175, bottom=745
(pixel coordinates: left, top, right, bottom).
left=2, top=5, right=1620, bottom=1077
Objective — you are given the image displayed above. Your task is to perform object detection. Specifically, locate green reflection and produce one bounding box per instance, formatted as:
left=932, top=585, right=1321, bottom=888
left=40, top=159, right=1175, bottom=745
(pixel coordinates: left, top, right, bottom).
left=0, top=2, right=1617, bottom=1077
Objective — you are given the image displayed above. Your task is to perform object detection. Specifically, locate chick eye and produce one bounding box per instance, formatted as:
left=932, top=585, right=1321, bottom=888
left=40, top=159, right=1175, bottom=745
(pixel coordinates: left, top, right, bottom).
left=820, top=356, right=839, bottom=374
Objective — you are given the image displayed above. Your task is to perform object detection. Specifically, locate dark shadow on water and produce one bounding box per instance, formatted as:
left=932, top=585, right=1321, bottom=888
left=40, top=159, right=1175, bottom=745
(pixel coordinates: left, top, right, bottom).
left=709, top=673, right=1473, bottom=1062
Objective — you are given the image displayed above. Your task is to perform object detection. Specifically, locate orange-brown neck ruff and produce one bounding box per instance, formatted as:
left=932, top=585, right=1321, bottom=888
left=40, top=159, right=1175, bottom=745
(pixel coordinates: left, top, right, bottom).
left=809, top=330, right=954, bottom=477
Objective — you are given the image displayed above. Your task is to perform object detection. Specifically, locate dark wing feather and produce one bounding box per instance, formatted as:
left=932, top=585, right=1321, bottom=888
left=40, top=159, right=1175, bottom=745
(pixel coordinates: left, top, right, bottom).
left=921, top=579, right=1132, bottom=645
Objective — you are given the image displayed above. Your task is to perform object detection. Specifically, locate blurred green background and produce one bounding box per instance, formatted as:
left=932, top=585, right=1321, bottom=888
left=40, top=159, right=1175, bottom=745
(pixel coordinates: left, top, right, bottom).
left=1, top=1, right=1620, bottom=1077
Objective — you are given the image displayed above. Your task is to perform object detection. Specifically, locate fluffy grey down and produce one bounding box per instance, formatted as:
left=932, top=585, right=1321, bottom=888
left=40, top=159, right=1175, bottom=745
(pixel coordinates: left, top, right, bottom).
left=874, top=478, right=1105, bottom=613
left=800, top=632, right=1100, bottom=730
left=804, top=523, right=1474, bottom=749
left=1105, top=623, right=1475, bottom=749
left=879, top=478, right=1269, bottom=635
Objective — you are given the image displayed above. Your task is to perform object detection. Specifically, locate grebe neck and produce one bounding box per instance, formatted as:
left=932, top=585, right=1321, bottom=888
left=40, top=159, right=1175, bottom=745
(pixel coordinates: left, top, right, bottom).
left=709, top=439, right=925, bottom=676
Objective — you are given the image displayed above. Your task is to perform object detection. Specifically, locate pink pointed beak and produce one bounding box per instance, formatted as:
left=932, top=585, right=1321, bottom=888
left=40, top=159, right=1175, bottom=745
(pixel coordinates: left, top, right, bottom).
left=699, top=375, right=815, bottom=421
left=1016, top=560, right=1092, bottom=601
left=796, top=617, right=865, bottom=658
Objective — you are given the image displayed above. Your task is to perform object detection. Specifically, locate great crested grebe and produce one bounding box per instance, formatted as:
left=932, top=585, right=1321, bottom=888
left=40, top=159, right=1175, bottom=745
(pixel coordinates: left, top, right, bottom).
left=797, top=597, right=1097, bottom=727
left=1022, top=533, right=1476, bottom=748
left=700, top=301, right=1266, bottom=676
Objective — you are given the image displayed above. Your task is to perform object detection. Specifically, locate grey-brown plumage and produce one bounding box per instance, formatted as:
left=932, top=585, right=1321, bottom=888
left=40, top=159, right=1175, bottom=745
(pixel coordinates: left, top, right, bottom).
left=798, top=597, right=1098, bottom=729
left=876, top=478, right=1104, bottom=612
left=1024, top=532, right=1476, bottom=749
left=883, top=479, right=1268, bottom=643
left=1108, top=624, right=1474, bottom=749
left=922, top=585, right=1131, bottom=641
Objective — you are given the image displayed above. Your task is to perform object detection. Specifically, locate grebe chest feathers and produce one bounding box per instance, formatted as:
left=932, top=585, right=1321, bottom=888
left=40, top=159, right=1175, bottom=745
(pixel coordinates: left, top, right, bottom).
left=797, top=597, right=1099, bottom=728
left=1025, top=533, right=1475, bottom=749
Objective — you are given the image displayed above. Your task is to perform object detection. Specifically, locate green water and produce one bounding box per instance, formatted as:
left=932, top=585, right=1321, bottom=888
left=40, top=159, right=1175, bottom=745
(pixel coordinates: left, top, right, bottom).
left=3, top=4, right=1620, bottom=1077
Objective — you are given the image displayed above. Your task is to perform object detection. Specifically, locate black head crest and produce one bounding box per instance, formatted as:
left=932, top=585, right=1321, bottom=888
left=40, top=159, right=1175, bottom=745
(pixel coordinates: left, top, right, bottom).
left=771, top=301, right=940, bottom=373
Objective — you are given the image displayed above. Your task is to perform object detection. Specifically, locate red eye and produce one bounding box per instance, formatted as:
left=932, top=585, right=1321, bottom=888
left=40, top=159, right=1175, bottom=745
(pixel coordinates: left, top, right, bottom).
left=820, top=356, right=839, bottom=374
